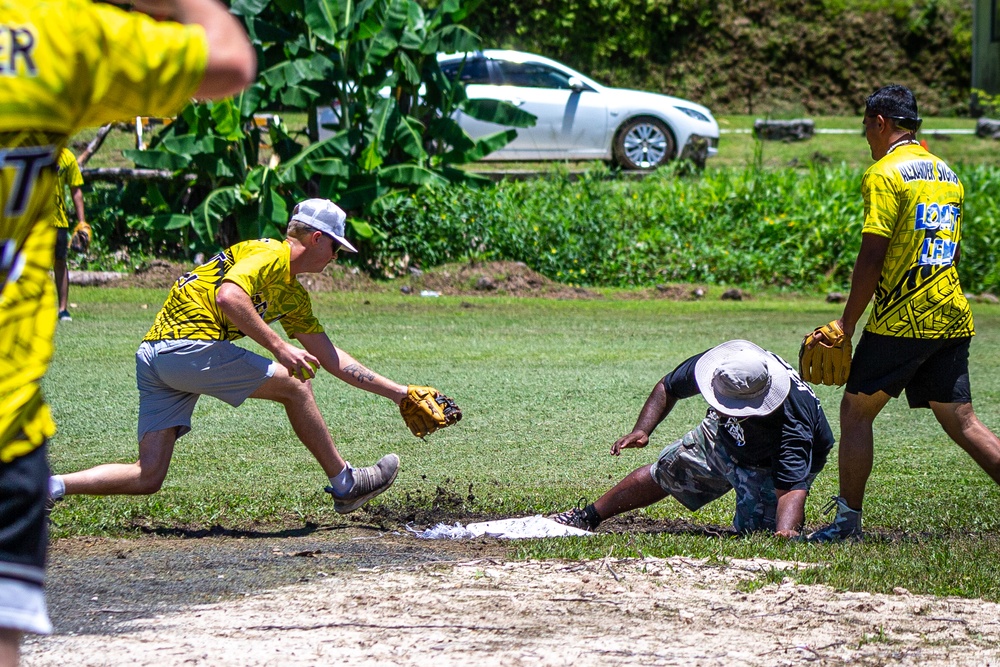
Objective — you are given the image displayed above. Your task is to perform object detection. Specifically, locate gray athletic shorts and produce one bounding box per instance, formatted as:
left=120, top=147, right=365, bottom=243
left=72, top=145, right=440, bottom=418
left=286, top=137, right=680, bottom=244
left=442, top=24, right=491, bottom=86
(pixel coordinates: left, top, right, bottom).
left=136, top=340, right=278, bottom=442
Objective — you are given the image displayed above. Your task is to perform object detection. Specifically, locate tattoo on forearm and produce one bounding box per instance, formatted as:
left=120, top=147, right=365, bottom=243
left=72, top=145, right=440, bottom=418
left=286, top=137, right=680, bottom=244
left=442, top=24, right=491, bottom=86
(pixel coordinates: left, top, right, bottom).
left=343, top=363, right=375, bottom=383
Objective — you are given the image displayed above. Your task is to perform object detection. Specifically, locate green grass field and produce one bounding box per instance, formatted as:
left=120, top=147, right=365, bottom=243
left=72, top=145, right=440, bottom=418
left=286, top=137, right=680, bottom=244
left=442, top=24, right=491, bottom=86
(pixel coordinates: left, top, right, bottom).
left=45, top=288, right=1000, bottom=600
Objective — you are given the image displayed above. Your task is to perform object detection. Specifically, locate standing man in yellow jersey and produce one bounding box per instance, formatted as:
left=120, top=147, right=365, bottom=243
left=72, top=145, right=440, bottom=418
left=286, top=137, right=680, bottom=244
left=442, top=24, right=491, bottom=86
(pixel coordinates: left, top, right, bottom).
left=0, top=0, right=255, bottom=663
left=806, top=85, right=1000, bottom=542
left=48, top=200, right=458, bottom=517
left=49, top=148, right=86, bottom=322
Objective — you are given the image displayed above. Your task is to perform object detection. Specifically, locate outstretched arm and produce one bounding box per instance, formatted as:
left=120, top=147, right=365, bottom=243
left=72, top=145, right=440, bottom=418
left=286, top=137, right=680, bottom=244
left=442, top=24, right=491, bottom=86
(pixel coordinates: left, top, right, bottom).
left=611, top=380, right=678, bottom=455
left=129, top=0, right=257, bottom=99
left=215, top=282, right=319, bottom=381
left=295, top=332, right=407, bottom=403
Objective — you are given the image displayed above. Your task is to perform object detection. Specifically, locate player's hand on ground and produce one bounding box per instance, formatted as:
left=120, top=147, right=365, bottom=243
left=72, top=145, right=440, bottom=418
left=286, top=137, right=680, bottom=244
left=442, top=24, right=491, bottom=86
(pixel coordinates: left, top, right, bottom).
left=276, top=344, right=320, bottom=382
left=611, top=430, right=649, bottom=456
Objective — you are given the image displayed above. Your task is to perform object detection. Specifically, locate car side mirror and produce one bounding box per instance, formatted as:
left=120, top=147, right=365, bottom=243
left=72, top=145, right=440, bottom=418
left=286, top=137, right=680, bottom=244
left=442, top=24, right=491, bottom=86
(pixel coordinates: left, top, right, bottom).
left=568, top=77, right=587, bottom=92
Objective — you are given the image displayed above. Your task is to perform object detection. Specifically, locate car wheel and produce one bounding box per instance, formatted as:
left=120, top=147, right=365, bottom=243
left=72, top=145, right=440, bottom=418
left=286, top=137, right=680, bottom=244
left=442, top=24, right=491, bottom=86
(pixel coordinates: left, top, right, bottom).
left=613, top=117, right=675, bottom=170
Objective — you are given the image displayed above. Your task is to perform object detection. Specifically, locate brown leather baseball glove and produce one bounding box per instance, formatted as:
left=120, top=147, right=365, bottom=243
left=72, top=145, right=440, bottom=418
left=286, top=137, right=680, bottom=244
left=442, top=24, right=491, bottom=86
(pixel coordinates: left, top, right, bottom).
left=798, top=320, right=852, bottom=386
left=399, top=385, right=462, bottom=438
left=70, top=221, right=92, bottom=253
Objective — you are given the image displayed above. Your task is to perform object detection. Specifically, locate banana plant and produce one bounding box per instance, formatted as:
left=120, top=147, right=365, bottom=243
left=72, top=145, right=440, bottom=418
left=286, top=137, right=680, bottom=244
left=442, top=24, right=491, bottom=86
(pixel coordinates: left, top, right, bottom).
left=124, top=0, right=534, bottom=251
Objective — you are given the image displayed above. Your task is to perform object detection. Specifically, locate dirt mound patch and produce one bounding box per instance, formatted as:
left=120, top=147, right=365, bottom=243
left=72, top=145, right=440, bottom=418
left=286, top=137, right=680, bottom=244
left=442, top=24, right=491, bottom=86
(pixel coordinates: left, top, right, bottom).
left=85, top=258, right=711, bottom=301
left=115, top=259, right=192, bottom=289
left=296, top=264, right=385, bottom=293
left=93, top=260, right=384, bottom=293
left=403, top=261, right=599, bottom=299
left=612, top=283, right=711, bottom=301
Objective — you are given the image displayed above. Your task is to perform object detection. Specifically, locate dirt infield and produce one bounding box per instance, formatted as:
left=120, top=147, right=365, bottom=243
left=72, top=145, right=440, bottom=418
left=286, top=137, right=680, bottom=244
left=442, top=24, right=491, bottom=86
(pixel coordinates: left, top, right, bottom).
left=22, top=528, right=1000, bottom=667
left=85, top=259, right=711, bottom=301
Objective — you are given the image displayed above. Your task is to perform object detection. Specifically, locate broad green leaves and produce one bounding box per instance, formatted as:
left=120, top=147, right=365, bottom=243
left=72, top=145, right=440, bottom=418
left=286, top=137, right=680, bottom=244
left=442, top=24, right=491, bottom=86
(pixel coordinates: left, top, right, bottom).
left=134, top=0, right=529, bottom=252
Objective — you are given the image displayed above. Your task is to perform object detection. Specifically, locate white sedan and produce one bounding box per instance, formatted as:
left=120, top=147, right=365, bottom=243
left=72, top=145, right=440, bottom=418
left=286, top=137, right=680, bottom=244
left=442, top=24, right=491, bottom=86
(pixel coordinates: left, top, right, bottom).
left=438, top=50, right=720, bottom=170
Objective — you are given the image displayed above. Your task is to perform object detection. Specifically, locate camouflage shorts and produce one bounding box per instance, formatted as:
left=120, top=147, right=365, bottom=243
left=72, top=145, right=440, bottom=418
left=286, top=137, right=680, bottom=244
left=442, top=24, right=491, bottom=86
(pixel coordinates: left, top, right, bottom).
left=650, top=417, right=812, bottom=533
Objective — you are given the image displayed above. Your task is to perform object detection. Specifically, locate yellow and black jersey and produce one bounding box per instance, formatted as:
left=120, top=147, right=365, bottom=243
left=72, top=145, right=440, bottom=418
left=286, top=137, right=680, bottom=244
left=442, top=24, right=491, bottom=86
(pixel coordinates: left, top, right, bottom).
left=0, top=0, right=208, bottom=461
left=49, top=148, right=83, bottom=229
left=1, top=0, right=207, bottom=258
left=861, top=142, right=973, bottom=339
left=145, top=239, right=324, bottom=343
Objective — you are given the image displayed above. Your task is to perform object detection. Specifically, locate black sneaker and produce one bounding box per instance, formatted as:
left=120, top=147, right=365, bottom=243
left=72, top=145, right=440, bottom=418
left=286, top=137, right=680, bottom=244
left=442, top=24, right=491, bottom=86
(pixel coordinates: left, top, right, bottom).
left=549, top=499, right=601, bottom=531
left=58, top=310, right=72, bottom=321
left=325, top=454, right=399, bottom=514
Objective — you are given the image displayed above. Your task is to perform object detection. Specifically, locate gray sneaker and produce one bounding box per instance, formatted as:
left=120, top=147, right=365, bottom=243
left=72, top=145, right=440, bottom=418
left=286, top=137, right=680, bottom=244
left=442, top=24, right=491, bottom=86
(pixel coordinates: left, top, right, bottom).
left=325, top=454, right=400, bottom=514
left=807, top=496, right=862, bottom=542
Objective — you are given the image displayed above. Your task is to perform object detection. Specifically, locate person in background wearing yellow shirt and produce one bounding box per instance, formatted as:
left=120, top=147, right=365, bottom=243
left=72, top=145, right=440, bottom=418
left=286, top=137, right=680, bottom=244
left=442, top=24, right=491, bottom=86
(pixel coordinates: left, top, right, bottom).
left=0, top=1, right=255, bottom=664
left=49, top=148, right=86, bottom=322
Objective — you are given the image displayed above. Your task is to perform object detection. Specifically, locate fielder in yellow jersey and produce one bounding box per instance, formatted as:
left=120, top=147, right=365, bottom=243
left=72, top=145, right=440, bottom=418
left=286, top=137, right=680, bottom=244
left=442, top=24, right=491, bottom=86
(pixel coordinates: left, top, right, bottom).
left=807, top=85, right=1000, bottom=543
left=0, top=0, right=254, bottom=660
left=144, top=238, right=324, bottom=343
left=52, top=200, right=458, bottom=532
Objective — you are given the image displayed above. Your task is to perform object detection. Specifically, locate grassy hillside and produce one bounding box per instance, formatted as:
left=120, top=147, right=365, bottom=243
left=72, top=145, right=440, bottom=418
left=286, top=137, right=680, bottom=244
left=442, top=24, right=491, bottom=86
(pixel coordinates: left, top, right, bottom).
left=466, top=0, right=974, bottom=116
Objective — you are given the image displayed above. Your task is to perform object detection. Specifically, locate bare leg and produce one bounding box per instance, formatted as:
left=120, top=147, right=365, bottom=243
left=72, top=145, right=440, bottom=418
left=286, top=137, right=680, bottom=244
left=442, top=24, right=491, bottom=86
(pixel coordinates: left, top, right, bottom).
left=61, top=428, right=177, bottom=496
left=53, top=257, right=69, bottom=314
left=931, top=402, right=1000, bottom=485
left=0, top=629, right=19, bottom=667
left=836, top=390, right=892, bottom=510
left=593, top=465, right=668, bottom=521
left=249, top=374, right=346, bottom=478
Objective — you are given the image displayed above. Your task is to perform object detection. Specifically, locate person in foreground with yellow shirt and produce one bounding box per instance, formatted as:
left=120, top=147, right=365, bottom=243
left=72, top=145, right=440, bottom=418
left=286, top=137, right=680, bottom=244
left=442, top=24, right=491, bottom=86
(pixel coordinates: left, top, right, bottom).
left=48, top=148, right=86, bottom=322
left=50, top=200, right=451, bottom=519
left=0, top=0, right=255, bottom=663
left=806, top=84, right=1000, bottom=542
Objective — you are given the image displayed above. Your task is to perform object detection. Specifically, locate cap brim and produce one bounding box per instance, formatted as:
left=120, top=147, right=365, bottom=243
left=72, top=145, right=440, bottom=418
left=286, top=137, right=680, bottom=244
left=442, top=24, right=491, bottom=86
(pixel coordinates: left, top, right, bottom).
left=325, top=233, right=357, bottom=253
left=693, top=340, right=791, bottom=417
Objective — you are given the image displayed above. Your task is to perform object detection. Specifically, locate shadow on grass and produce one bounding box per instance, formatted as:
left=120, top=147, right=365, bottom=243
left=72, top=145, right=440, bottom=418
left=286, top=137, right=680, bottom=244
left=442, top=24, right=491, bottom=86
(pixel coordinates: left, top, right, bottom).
left=136, top=521, right=348, bottom=540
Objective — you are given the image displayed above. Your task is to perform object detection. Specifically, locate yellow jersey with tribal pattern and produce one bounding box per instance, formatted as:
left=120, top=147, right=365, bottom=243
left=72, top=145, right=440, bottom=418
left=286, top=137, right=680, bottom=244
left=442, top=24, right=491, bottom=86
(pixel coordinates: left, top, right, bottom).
left=144, top=239, right=324, bottom=343
left=49, top=148, right=84, bottom=229
left=0, top=0, right=208, bottom=463
left=861, top=142, right=973, bottom=339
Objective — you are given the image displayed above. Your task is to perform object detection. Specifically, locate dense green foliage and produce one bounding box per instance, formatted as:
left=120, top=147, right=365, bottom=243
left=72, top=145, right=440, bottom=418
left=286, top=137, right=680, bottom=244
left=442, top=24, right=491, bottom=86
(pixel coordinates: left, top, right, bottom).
left=122, top=0, right=533, bottom=250
left=364, top=162, right=1000, bottom=294
left=464, top=0, right=974, bottom=115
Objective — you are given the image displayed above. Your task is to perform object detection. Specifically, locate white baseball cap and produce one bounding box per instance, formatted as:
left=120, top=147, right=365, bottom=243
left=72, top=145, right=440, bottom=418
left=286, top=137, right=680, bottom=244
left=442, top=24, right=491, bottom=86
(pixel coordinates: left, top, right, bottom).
left=694, top=340, right=790, bottom=418
left=289, top=198, right=357, bottom=253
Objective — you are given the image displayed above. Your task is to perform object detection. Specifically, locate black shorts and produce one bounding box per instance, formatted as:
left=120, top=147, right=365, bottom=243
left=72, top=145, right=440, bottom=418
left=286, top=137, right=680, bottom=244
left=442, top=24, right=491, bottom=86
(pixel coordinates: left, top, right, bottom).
left=846, top=332, right=972, bottom=408
left=0, top=443, right=50, bottom=634
left=53, top=227, right=68, bottom=261
left=0, top=444, right=49, bottom=581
